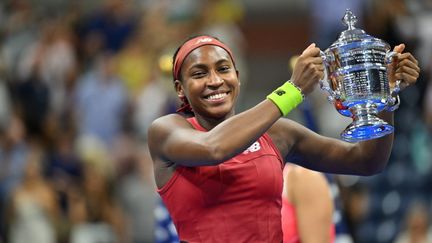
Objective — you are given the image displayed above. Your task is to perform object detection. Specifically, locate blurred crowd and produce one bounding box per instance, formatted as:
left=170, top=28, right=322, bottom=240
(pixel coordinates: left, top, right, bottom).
left=0, top=0, right=431, bottom=243
left=0, top=0, right=244, bottom=242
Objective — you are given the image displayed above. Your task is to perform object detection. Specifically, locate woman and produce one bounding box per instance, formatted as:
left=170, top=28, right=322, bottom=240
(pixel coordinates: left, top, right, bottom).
left=147, top=35, right=420, bottom=242
left=282, top=164, right=335, bottom=243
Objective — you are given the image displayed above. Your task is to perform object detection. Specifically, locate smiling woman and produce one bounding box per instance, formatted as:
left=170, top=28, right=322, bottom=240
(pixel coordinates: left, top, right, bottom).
left=146, top=35, right=420, bottom=242
left=173, top=36, right=239, bottom=119
left=175, top=43, right=239, bottom=120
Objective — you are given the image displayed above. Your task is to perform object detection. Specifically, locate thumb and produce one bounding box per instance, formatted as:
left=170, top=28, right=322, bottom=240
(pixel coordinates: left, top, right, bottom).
left=393, top=43, right=405, bottom=53
left=302, top=43, right=316, bottom=54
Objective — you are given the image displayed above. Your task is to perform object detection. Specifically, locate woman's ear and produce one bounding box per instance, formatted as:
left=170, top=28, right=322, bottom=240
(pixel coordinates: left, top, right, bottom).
left=174, top=80, right=185, bottom=99
left=236, top=70, right=241, bottom=86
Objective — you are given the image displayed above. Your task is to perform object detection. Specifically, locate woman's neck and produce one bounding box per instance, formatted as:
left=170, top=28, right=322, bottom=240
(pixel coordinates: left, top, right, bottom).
left=194, top=110, right=236, bottom=131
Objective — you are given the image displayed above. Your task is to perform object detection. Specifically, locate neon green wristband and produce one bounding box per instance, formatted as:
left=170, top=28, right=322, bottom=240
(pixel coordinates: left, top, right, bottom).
left=266, top=81, right=304, bottom=116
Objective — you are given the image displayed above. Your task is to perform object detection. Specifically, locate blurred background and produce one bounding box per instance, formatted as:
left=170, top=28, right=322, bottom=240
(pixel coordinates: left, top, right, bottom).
left=0, top=0, right=431, bottom=242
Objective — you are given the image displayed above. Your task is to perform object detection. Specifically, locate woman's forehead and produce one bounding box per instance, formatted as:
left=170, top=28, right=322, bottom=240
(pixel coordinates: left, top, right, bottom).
left=183, top=45, right=232, bottom=65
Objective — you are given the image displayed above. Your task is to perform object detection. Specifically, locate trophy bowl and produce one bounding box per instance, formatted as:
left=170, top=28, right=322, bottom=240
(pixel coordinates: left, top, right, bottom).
left=320, top=9, right=400, bottom=142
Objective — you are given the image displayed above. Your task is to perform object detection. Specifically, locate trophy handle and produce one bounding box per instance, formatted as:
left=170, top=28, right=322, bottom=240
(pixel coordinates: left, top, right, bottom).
left=319, top=51, right=339, bottom=103
left=385, top=51, right=402, bottom=96
left=385, top=51, right=402, bottom=111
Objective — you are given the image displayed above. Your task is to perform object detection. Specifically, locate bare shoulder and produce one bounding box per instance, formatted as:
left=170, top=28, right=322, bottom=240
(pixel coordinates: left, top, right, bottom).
left=290, top=166, right=327, bottom=185
left=147, top=113, right=192, bottom=156
left=148, top=114, right=191, bottom=141
left=288, top=165, right=331, bottom=201
left=149, top=113, right=191, bottom=133
left=148, top=113, right=193, bottom=188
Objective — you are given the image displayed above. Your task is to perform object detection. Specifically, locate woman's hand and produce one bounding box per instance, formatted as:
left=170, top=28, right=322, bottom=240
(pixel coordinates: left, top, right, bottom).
left=388, top=44, right=420, bottom=90
left=290, top=43, right=324, bottom=96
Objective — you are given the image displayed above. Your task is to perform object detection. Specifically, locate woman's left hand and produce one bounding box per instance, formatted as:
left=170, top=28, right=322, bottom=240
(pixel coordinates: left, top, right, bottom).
left=389, top=43, right=420, bottom=90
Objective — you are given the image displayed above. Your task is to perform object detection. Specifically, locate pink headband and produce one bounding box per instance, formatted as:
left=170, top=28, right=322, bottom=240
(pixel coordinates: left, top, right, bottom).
left=173, top=36, right=235, bottom=80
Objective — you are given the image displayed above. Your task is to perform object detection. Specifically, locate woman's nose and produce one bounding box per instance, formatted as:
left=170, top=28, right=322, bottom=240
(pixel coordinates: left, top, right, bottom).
left=208, top=72, right=224, bottom=87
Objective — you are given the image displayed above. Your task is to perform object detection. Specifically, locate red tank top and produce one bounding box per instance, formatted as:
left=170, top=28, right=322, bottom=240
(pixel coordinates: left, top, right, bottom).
left=281, top=197, right=300, bottom=243
left=158, top=117, right=284, bottom=243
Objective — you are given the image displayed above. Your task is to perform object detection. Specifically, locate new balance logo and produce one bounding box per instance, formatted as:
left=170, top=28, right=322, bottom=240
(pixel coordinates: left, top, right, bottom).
left=195, top=37, right=213, bottom=44
left=275, top=89, right=285, bottom=96
left=243, top=141, right=261, bottom=154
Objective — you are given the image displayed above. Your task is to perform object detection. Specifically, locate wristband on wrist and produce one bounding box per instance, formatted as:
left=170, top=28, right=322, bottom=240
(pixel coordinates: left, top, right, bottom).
left=266, top=80, right=304, bottom=116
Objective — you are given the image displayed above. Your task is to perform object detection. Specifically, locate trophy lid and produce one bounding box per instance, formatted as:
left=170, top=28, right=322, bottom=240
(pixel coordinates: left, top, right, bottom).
left=328, top=9, right=389, bottom=50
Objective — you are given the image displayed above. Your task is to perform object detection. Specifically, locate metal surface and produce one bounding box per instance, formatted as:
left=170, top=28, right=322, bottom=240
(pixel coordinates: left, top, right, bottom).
left=320, top=9, right=399, bottom=142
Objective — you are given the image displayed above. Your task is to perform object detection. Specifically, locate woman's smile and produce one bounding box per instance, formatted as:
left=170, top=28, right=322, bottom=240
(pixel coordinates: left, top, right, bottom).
left=203, top=91, right=230, bottom=103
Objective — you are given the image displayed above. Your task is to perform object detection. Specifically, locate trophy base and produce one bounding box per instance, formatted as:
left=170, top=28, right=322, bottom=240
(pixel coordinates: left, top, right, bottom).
left=341, top=103, right=394, bottom=142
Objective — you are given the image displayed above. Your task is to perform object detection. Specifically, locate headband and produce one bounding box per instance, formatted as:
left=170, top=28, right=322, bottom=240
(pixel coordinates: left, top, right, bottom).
left=173, top=36, right=236, bottom=80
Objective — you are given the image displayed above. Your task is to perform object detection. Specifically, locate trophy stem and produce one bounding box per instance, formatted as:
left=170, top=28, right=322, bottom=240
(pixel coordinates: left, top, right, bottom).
left=341, top=103, right=394, bottom=142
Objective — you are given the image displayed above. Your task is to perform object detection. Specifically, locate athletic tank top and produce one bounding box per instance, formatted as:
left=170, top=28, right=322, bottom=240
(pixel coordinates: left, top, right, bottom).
left=158, top=117, right=284, bottom=243
left=281, top=196, right=300, bottom=243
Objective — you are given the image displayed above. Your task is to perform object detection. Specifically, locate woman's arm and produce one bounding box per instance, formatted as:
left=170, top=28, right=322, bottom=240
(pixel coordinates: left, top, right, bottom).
left=148, top=101, right=281, bottom=167
left=270, top=117, right=394, bottom=175
left=286, top=165, right=333, bottom=243
left=148, top=45, right=323, bottom=167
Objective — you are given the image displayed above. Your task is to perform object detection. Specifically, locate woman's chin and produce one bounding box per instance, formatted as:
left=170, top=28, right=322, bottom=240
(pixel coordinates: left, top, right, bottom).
left=206, top=106, right=234, bottom=119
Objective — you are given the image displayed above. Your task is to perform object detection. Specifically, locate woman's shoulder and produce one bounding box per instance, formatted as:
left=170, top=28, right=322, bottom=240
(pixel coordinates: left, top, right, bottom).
left=148, top=113, right=194, bottom=141
left=150, top=113, right=192, bottom=130
left=289, top=165, right=327, bottom=183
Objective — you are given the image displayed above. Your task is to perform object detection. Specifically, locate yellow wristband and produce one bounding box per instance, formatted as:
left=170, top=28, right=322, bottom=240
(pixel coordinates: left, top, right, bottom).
left=267, top=81, right=304, bottom=116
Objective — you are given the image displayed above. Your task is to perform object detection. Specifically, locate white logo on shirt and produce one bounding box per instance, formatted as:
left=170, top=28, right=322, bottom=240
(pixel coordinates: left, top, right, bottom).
left=243, top=141, right=261, bottom=154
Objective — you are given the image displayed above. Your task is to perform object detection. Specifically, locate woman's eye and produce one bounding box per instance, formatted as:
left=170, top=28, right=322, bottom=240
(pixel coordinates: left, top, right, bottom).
left=192, top=71, right=206, bottom=78
left=219, top=66, right=230, bottom=72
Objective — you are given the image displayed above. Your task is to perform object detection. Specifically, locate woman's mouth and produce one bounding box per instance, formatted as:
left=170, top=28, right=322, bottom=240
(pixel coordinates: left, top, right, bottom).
left=204, top=92, right=229, bottom=101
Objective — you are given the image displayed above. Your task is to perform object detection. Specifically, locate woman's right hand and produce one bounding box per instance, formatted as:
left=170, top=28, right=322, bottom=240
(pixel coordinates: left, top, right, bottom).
left=290, top=43, right=324, bottom=96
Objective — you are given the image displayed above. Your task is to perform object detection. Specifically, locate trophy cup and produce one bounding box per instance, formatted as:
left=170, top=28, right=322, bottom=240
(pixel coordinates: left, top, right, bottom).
left=320, top=9, right=401, bottom=142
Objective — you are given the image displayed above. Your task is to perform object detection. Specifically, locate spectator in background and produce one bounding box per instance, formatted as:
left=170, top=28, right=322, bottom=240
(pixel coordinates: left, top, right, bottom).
left=133, top=52, right=178, bottom=140
left=74, top=52, right=128, bottom=148
left=395, top=200, right=432, bottom=243
left=0, top=113, right=29, bottom=242
left=16, top=17, right=77, bottom=116
left=338, top=181, right=370, bottom=242
left=115, top=31, right=154, bottom=100
left=68, top=135, right=126, bottom=243
left=113, top=134, right=158, bottom=243
left=78, top=0, right=137, bottom=53
left=7, top=146, right=59, bottom=243
left=10, top=58, right=50, bottom=143
left=0, top=0, right=38, bottom=80
left=282, top=163, right=335, bottom=242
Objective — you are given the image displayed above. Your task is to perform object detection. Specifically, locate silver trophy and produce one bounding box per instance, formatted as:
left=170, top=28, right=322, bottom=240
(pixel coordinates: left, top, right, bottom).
left=320, top=9, right=401, bottom=142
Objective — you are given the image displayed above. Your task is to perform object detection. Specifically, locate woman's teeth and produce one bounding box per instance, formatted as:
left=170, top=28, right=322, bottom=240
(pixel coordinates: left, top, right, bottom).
left=206, top=93, right=227, bottom=100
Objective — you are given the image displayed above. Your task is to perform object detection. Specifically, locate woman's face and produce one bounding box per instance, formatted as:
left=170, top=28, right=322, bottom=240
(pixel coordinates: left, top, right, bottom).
left=176, top=45, right=240, bottom=120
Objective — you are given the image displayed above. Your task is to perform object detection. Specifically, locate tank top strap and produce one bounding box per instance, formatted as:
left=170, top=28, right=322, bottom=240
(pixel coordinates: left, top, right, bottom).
left=262, top=133, right=285, bottom=168
left=186, top=117, right=207, bottom=131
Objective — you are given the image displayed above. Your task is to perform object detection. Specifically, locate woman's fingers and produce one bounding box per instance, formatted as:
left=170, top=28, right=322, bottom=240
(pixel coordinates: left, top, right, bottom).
left=392, top=51, right=420, bottom=88
left=396, top=65, right=420, bottom=79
